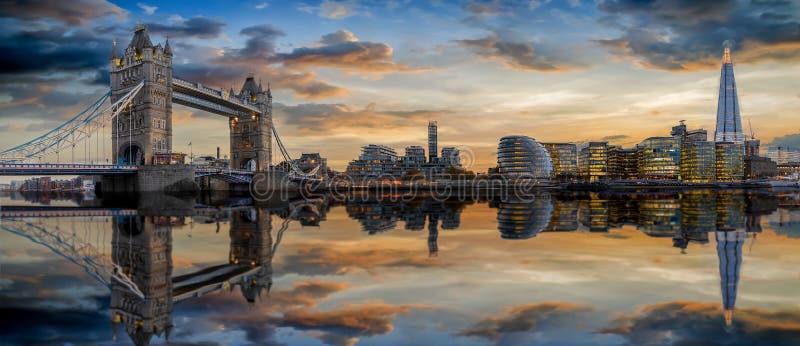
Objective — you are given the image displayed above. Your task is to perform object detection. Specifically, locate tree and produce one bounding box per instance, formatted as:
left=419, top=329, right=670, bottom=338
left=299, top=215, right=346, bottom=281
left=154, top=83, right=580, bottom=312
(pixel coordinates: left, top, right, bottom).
left=402, top=168, right=425, bottom=181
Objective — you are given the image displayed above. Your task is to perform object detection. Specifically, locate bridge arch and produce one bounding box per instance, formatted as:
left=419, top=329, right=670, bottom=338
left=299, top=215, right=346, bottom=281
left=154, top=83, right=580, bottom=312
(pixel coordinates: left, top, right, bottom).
left=118, top=143, right=144, bottom=166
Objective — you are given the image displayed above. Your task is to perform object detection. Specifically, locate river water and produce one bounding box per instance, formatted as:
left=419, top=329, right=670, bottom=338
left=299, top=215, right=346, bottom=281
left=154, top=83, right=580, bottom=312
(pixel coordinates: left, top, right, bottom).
left=1, top=190, right=799, bottom=345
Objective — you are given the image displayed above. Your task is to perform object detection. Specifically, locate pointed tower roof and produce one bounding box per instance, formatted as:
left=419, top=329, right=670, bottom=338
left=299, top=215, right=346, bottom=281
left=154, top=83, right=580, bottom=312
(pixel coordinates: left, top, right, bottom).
left=164, top=35, right=172, bottom=55
left=240, top=76, right=259, bottom=96
left=714, top=46, right=744, bottom=143
left=129, top=24, right=153, bottom=54
left=266, top=82, right=271, bottom=97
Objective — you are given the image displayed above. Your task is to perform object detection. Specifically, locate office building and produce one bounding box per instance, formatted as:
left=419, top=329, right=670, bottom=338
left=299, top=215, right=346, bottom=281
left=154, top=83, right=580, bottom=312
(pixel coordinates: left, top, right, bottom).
left=608, top=146, right=638, bottom=180
left=745, top=138, right=760, bottom=157
left=542, top=143, right=578, bottom=182
left=744, top=156, right=778, bottom=179
left=765, top=146, right=800, bottom=164
left=681, top=141, right=717, bottom=183
left=496, top=136, right=553, bottom=179
left=578, top=142, right=608, bottom=182
left=715, top=142, right=745, bottom=182
left=714, top=47, right=745, bottom=144
left=440, top=147, right=461, bottom=167
left=637, top=137, right=681, bottom=180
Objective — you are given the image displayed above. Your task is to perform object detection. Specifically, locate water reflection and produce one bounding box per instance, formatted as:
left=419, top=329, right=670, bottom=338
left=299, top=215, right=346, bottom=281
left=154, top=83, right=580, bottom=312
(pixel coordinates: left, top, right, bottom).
left=1, top=190, right=800, bottom=345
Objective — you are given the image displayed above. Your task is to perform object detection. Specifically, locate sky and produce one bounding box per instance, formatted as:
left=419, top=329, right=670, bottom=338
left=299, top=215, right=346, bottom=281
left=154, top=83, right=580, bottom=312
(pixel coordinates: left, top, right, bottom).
left=0, top=0, right=799, bottom=172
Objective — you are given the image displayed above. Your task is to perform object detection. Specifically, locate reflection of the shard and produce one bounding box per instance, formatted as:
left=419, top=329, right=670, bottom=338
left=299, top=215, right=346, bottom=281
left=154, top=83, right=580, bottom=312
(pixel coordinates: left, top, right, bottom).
left=716, top=228, right=745, bottom=328
left=495, top=194, right=554, bottom=239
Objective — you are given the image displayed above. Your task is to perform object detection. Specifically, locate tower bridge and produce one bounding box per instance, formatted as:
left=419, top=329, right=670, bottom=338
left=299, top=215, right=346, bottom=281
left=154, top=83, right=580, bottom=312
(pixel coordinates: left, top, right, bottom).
left=0, top=24, right=322, bottom=190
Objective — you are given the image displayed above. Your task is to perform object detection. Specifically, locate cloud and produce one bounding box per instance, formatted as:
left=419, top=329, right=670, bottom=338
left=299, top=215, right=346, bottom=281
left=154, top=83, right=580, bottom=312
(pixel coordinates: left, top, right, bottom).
left=600, top=301, right=800, bottom=345
left=278, top=244, right=449, bottom=276
left=601, top=134, right=630, bottom=142
left=768, top=133, right=800, bottom=149
left=256, top=2, right=269, bottom=10
left=276, top=102, right=450, bottom=133
left=300, top=1, right=359, bottom=19
left=455, top=34, right=577, bottom=72
left=146, top=16, right=226, bottom=39
left=0, top=27, right=109, bottom=75
left=137, top=2, right=157, bottom=15
left=274, top=30, right=427, bottom=74
left=595, top=0, right=800, bottom=71
left=459, top=302, right=595, bottom=341
left=0, top=0, right=126, bottom=25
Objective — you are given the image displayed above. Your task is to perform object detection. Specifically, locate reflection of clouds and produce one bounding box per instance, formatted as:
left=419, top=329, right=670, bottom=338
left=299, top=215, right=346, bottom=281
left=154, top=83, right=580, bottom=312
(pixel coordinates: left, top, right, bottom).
left=279, top=245, right=448, bottom=276
left=459, top=302, right=602, bottom=344
left=601, top=301, right=800, bottom=345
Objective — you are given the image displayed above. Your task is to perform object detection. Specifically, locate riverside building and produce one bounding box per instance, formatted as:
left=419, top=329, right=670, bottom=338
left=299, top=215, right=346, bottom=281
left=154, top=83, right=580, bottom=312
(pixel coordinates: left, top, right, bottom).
left=497, top=136, right=553, bottom=180
left=542, top=143, right=578, bottom=182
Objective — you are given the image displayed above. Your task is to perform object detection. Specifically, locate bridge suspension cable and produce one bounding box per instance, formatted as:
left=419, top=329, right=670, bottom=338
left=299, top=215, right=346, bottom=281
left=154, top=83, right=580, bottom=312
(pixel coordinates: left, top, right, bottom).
left=0, top=81, right=145, bottom=163
left=270, top=125, right=321, bottom=179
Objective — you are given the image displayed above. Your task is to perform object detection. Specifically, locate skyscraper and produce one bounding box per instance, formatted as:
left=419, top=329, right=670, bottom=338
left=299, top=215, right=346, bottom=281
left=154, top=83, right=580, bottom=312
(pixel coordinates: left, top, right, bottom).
left=714, top=47, right=745, bottom=144
left=428, top=121, right=438, bottom=163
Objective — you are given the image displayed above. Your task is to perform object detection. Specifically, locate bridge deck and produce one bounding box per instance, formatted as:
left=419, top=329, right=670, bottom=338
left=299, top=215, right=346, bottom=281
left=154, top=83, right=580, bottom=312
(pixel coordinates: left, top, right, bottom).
left=172, top=77, right=261, bottom=117
left=0, top=163, right=138, bottom=176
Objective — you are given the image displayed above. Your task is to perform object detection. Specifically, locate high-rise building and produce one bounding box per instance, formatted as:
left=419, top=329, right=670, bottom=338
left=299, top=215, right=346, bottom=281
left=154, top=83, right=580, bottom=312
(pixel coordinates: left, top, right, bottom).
left=636, top=137, right=681, bottom=180
left=578, top=142, right=608, bottom=182
left=428, top=121, right=438, bottom=163
left=681, top=141, right=716, bottom=183
left=542, top=143, right=578, bottom=182
left=715, top=142, right=745, bottom=182
left=714, top=47, right=745, bottom=144
left=744, top=139, right=760, bottom=157
left=400, top=145, right=426, bottom=171
left=765, top=146, right=800, bottom=164
left=497, top=136, right=553, bottom=179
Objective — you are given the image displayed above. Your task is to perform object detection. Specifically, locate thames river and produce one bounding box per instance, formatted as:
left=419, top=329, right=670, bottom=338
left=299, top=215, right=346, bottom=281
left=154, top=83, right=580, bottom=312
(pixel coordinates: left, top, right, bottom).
left=1, top=190, right=799, bottom=345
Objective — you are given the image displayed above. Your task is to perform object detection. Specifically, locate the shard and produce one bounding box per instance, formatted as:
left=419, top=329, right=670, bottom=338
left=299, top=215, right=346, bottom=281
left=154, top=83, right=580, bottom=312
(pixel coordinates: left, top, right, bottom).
left=714, top=47, right=745, bottom=144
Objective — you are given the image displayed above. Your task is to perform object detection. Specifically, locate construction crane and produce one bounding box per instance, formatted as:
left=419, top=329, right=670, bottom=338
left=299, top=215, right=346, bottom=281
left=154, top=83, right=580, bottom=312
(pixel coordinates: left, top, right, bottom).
left=748, top=118, right=755, bottom=140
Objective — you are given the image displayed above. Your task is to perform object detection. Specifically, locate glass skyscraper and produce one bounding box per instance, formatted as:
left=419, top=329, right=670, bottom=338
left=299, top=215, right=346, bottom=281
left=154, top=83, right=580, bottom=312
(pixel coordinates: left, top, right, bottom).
left=714, top=47, right=745, bottom=144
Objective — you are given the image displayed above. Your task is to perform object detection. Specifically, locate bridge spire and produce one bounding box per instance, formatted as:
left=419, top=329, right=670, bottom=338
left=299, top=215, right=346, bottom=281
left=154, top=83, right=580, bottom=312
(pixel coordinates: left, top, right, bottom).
left=164, top=35, right=172, bottom=56
left=111, top=38, right=118, bottom=60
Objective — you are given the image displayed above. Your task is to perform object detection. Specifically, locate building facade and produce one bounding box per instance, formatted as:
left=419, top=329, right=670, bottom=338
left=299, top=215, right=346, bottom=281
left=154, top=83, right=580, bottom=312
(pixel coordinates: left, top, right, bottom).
left=637, top=137, right=681, bottom=180
left=346, top=144, right=399, bottom=180
left=497, top=136, right=553, bottom=179
left=681, top=141, right=716, bottom=183
left=608, top=146, right=638, bottom=180
left=578, top=142, right=608, bottom=182
left=428, top=121, right=438, bottom=163
left=542, top=143, right=578, bottom=182
left=715, top=142, right=745, bottom=182
left=765, top=146, right=800, bottom=164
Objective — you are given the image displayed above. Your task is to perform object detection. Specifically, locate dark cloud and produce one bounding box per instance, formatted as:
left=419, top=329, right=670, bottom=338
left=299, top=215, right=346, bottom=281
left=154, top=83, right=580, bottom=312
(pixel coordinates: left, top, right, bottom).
left=277, top=244, right=449, bottom=276
left=274, top=30, right=426, bottom=73
left=600, top=301, right=800, bottom=345
left=0, top=0, right=126, bottom=25
left=595, top=0, right=800, bottom=71
left=768, top=133, right=800, bottom=149
left=455, top=34, right=576, bottom=72
left=602, top=134, right=630, bottom=142
left=459, top=302, right=595, bottom=341
left=146, top=16, right=226, bottom=39
left=0, top=27, right=109, bottom=74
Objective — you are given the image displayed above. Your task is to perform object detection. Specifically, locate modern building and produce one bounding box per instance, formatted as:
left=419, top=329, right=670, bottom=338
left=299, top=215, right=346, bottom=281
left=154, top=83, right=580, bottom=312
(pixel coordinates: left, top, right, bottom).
left=497, top=136, right=553, bottom=179
left=765, top=146, right=800, bottom=164
left=399, top=145, right=426, bottom=171
left=744, top=156, right=778, bottom=179
left=578, top=142, right=608, bottom=182
left=714, top=47, right=745, bottom=144
left=346, top=144, right=399, bottom=180
left=745, top=138, right=760, bottom=157
left=428, top=121, right=438, bottom=163
left=636, top=137, right=681, bottom=180
left=715, top=142, right=745, bottom=182
left=681, top=140, right=717, bottom=183
left=542, top=143, right=578, bottom=182
left=440, top=147, right=461, bottom=167
left=607, top=146, right=638, bottom=180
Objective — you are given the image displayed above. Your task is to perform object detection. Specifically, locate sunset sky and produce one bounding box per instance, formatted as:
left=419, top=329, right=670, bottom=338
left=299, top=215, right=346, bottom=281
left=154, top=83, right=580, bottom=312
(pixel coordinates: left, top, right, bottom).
left=1, top=0, right=799, bottom=171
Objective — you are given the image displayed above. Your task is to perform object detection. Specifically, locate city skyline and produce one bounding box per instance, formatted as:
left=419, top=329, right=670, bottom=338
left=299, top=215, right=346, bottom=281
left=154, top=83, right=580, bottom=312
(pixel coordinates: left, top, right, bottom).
left=1, top=1, right=799, bottom=173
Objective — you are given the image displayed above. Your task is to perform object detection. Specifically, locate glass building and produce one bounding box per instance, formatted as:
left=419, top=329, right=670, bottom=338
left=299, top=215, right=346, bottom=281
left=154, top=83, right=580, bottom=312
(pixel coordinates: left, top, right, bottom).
left=497, top=136, right=554, bottom=179
left=346, top=144, right=399, bottom=180
left=681, top=141, right=716, bottom=183
left=542, top=143, right=578, bottom=182
left=714, top=47, right=745, bottom=144
left=636, top=137, right=680, bottom=180
left=715, top=142, right=744, bottom=182
left=608, top=146, right=638, bottom=180
left=578, top=142, right=608, bottom=182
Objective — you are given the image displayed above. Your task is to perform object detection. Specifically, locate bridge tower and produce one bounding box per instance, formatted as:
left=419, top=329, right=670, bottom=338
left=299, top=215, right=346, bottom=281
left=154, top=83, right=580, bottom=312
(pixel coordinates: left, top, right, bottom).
left=110, top=215, right=174, bottom=344
left=230, top=208, right=273, bottom=301
left=229, top=77, right=272, bottom=171
left=110, top=25, right=173, bottom=165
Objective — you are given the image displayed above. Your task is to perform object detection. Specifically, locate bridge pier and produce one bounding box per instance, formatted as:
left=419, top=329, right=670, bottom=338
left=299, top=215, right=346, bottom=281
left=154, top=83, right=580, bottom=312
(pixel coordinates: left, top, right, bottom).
left=100, top=165, right=198, bottom=194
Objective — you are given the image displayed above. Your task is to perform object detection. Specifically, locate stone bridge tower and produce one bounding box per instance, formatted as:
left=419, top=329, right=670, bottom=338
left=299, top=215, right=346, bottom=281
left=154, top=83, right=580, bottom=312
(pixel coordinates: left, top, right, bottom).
left=229, top=77, right=272, bottom=171
left=110, top=25, right=173, bottom=165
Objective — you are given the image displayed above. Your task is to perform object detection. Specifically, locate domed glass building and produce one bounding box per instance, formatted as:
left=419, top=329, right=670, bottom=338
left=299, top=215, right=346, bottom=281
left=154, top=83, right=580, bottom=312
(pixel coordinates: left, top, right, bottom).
left=497, top=136, right=554, bottom=179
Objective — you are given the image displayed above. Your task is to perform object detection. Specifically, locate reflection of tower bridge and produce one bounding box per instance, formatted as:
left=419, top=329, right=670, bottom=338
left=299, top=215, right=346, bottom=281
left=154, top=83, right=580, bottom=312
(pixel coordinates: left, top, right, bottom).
left=0, top=198, right=327, bottom=345
left=0, top=25, right=322, bottom=190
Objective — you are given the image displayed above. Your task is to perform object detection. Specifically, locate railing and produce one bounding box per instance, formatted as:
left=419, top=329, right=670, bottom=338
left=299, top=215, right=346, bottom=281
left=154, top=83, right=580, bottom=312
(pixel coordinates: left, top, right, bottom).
left=0, top=163, right=138, bottom=170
